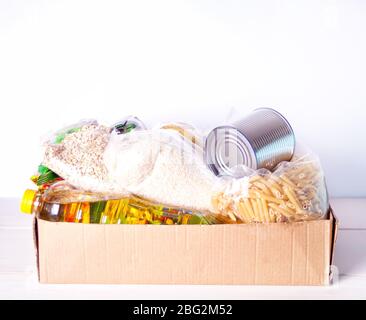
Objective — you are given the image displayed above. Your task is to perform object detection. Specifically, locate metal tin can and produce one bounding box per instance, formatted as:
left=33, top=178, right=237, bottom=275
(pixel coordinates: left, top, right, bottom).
left=205, top=108, right=295, bottom=177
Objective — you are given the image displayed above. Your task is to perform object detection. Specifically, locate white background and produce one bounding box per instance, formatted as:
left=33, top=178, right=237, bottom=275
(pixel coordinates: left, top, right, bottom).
left=0, top=0, right=365, bottom=198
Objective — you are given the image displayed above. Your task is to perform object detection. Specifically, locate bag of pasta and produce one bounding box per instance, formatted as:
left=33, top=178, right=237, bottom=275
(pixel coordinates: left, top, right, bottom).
left=211, top=153, right=329, bottom=223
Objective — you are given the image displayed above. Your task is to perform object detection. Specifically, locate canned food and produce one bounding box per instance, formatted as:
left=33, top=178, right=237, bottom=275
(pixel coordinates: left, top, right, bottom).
left=205, top=108, right=295, bottom=177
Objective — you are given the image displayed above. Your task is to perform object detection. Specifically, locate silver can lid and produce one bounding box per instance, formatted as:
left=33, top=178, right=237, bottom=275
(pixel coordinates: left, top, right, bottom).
left=205, top=126, right=257, bottom=177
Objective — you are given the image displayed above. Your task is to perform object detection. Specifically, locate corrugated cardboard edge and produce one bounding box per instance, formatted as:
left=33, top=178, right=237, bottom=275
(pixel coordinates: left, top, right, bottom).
left=329, top=207, right=339, bottom=283
left=32, top=217, right=40, bottom=282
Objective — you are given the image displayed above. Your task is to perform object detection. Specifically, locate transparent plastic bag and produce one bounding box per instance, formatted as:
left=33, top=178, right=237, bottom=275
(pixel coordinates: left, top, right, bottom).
left=111, top=115, right=147, bottom=135
left=41, top=119, right=219, bottom=212
left=158, top=121, right=204, bottom=149
left=42, top=119, right=98, bottom=145
left=211, top=153, right=329, bottom=223
left=41, top=120, right=125, bottom=194
left=40, top=119, right=329, bottom=224
left=103, top=127, right=218, bottom=211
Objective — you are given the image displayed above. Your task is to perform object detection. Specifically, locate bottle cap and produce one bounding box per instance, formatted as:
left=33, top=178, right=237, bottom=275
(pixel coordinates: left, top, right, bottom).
left=20, top=189, right=36, bottom=214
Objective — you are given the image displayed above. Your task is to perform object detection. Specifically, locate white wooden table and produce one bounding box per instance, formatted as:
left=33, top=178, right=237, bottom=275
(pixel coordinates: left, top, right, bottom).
left=1, top=198, right=365, bottom=300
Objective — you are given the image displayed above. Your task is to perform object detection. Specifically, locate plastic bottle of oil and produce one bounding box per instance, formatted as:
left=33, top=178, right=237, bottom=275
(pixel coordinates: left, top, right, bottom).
left=21, top=189, right=89, bottom=223
left=20, top=182, right=219, bottom=225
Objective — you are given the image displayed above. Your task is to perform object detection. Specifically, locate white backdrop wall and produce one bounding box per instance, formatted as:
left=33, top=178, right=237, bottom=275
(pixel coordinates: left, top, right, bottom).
left=0, top=0, right=365, bottom=197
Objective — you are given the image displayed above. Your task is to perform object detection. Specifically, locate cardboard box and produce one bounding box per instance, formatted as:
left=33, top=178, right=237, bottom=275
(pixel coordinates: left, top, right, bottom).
left=33, top=209, right=338, bottom=286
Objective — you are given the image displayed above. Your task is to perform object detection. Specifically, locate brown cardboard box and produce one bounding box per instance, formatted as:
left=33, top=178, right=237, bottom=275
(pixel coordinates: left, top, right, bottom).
left=33, top=209, right=338, bottom=286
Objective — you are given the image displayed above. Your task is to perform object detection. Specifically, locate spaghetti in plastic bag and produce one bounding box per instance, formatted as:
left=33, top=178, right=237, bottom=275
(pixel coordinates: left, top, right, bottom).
left=212, top=153, right=329, bottom=223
